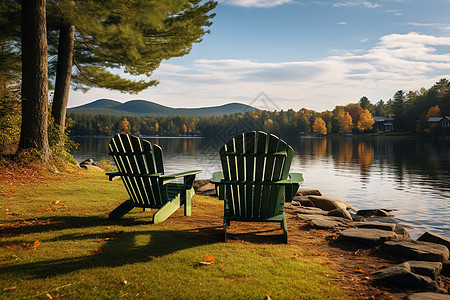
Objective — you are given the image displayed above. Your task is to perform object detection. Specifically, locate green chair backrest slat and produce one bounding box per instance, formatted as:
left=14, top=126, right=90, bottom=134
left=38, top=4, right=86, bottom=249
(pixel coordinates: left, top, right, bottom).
left=219, top=131, right=293, bottom=219
left=109, top=134, right=165, bottom=207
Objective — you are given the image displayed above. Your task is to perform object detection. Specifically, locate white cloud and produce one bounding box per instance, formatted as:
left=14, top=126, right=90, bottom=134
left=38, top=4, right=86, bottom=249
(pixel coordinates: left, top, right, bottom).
left=338, top=21, right=347, bottom=25
left=333, top=1, right=380, bottom=8
left=408, top=22, right=450, bottom=32
left=68, top=32, right=450, bottom=111
left=220, top=0, right=293, bottom=8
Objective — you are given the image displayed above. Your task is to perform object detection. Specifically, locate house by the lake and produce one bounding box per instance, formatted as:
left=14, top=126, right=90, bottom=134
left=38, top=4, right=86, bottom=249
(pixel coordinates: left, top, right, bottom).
left=373, top=117, right=395, bottom=132
left=428, top=116, right=450, bottom=129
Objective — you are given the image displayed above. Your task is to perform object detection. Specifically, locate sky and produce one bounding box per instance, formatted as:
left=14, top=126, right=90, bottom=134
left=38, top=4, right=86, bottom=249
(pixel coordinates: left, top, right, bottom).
left=68, top=0, right=450, bottom=112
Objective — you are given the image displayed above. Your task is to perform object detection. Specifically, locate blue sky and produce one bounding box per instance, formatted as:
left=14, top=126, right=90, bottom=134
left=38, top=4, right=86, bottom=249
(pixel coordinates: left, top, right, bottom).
left=68, top=0, right=450, bottom=111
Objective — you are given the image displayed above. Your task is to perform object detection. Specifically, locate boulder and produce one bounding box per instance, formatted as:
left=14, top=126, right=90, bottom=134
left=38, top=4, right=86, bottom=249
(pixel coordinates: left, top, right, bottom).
left=292, top=195, right=315, bottom=207
left=356, top=209, right=393, bottom=217
left=407, top=261, right=443, bottom=280
left=352, top=222, right=411, bottom=240
left=193, top=180, right=210, bottom=190
left=384, top=240, right=450, bottom=263
left=296, top=189, right=322, bottom=196
left=394, top=224, right=411, bottom=240
left=294, top=207, right=328, bottom=215
left=310, top=218, right=348, bottom=229
left=327, top=208, right=352, bottom=220
left=79, top=158, right=95, bottom=166
left=418, top=232, right=450, bottom=252
left=80, top=164, right=104, bottom=171
left=353, top=221, right=396, bottom=231
left=296, top=214, right=350, bottom=229
left=372, top=262, right=437, bottom=290
left=407, top=293, right=450, bottom=300
left=339, top=228, right=397, bottom=246
left=196, top=182, right=216, bottom=193
left=308, top=196, right=352, bottom=211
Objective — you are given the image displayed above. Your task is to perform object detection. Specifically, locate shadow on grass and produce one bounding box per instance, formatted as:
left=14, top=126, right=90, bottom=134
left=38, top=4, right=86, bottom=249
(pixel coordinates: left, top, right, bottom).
left=1, top=214, right=290, bottom=280
left=1, top=222, right=222, bottom=279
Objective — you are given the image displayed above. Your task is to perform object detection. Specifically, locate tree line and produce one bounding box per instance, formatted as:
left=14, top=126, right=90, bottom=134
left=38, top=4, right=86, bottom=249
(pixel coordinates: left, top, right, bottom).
left=66, top=79, right=450, bottom=138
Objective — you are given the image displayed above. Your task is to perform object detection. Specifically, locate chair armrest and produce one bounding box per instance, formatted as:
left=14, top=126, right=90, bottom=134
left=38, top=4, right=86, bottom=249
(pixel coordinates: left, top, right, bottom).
left=161, top=170, right=202, bottom=185
left=106, top=171, right=121, bottom=181
left=289, top=173, right=304, bottom=184
left=210, top=171, right=224, bottom=184
left=285, top=173, right=304, bottom=202
left=106, top=171, right=162, bottom=181
left=160, top=170, right=202, bottom=180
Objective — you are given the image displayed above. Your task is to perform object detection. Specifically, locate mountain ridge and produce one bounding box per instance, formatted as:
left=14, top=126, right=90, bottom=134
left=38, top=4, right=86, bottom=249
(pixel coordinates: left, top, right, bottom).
left=68, top=99, right=255, bottom=117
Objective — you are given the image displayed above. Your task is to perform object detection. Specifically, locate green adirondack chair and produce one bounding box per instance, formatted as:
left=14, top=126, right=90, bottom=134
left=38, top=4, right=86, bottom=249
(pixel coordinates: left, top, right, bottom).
left=210, top=131, right=303, bottom=243
left=106, top=134, right=202, bottom=223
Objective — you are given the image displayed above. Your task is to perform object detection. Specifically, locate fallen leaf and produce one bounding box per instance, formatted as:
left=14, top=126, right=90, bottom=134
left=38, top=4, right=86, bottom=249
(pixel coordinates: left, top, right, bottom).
left=121, top=278, right=128, bottom=285
left=354, top=269, right=364, bottom=274
left=89, top=248, right=102, bottom=254
left=4, top=245, right=15, bottom=250
left=2, top=286, right=17, bottom=292
left=265, top=294, right=271, bottom=300
left=53, top=200, right=60, bottom=205
left=46, top=292, right=53, bottom=299
left=31, top=240, right=40, bottom=249
left=319, top=260, right=332, bottom=265
left=200, top=255, right=215, bottom=265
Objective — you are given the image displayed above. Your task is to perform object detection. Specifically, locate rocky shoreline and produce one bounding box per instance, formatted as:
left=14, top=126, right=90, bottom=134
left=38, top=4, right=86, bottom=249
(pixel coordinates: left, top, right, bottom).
left=193, top=180, right=450, bottom=299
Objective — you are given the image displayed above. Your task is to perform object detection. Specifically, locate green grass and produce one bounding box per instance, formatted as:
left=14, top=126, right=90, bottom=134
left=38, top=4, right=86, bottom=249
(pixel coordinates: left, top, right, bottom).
left=0, top=171, right=347, bottom=299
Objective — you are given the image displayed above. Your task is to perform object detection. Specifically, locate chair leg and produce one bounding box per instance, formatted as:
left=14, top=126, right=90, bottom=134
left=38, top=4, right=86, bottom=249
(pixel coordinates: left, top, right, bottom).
left=282, top=218, right=288, bottom=244
left=153, top=194, right=182, bottom=224
left=184, top=187, right=193, bottom=216
left=109, top=200, right=135, bottom=220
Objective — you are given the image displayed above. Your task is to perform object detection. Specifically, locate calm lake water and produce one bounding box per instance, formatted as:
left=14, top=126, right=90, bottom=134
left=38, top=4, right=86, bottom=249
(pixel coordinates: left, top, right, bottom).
left=71, top=135, right=450, bottom=239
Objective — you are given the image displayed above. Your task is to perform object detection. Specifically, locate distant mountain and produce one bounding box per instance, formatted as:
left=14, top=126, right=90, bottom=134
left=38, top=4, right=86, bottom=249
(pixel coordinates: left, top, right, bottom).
left=67, top=99, right=255, bottom=117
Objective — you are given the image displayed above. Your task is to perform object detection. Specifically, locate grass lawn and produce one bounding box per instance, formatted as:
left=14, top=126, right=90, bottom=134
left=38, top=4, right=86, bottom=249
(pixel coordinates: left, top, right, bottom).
left=0, top=170, right=348, bottom=299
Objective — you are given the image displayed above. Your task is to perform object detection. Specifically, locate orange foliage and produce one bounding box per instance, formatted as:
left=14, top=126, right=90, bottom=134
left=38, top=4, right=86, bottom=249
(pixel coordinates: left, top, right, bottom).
left=312, top=118, right=327, bottom=135
left=357, top=109, right=374, bottom=132
left=340, top=113, right=353, bottom=133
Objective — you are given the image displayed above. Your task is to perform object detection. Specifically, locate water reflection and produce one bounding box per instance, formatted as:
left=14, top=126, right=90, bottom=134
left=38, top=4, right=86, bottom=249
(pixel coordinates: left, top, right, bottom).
left=71, top=136, right=450, bottom=238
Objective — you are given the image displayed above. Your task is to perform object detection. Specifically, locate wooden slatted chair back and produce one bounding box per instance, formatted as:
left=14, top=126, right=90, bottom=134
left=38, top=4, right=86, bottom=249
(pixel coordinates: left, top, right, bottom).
left=109, top=134, right=165, bottom=207
left=219, top=131, right=294, bottom=219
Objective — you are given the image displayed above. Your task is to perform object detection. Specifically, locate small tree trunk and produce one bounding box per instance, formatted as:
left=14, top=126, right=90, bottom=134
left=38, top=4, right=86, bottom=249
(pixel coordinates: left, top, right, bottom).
left=19, top=0, right=50, bottom=162
left=51, top=22, right=75, bottom=133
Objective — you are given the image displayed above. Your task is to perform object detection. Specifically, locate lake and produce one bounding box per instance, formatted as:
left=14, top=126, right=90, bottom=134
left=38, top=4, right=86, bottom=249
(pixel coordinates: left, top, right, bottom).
left=71, top=135, right=450, bottom=239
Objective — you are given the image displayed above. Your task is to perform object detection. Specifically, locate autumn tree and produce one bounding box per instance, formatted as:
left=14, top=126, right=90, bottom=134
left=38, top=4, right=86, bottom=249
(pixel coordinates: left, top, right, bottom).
left=312, top=117, right=327, bottom=135
left=320, top=111, right=333, bottom=134
left=331, top=106, right=346, bottom=134
left=347, top=104, right=363, bottom=126
left=264, top=118, right=280, bottom=134
left=18, top=0, right=50, bottom=161
left=340, top=112, right=353, bottom=134
left=295, top=108, right=312, bottom=134
left=119, top=118, right=130, bottom=133
left=357, top=109, right=374, bottom=132
left=426, top=105, right=441, bottom=119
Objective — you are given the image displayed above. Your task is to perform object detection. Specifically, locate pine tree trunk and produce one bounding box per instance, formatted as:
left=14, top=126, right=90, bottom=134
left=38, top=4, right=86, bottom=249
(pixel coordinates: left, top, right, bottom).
left=51, top=22, right=75, bottom=133
left=18, top=0, right=50, bottom=162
